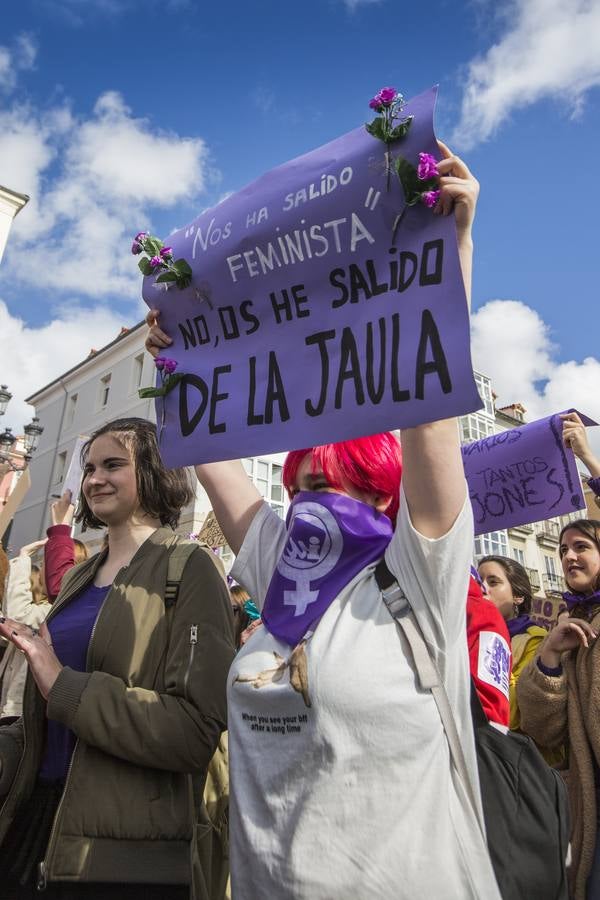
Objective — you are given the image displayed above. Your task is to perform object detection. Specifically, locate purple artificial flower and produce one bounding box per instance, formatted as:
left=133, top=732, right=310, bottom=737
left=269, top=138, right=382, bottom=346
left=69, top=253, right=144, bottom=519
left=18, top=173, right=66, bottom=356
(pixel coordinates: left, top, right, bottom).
left=149, top=255, right=163, bottom=269
left=377, top=87, right=397, bottom=107
left=417, top=152, right=439, bottom=181
left=369, top=97, right=383, bottom=111
left=422, top=189, right=441, bottom=208
left=134, top=231, right=148, bottom=242
left=131, top=240, right=143, bottom=255
left=155, top=356, right=178, bottom=375
left=160, top=246, right=173, bottom=259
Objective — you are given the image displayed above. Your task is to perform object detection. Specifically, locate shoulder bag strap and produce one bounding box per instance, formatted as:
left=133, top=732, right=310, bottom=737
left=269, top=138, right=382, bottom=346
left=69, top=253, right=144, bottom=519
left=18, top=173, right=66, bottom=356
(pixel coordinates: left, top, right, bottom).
left=374, top=559, right=486, bottom=838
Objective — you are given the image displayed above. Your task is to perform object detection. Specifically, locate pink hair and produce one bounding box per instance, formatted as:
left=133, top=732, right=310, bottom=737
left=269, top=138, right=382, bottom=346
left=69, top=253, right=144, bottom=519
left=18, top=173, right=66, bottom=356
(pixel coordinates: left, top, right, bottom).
left=283, top=432, right=403, bottom=525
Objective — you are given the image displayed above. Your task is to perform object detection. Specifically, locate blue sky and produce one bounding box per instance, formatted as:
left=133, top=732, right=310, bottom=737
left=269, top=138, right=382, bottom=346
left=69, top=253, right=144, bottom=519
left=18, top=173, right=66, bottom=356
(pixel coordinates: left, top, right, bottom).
left=1, top=0, right=599, bottom=436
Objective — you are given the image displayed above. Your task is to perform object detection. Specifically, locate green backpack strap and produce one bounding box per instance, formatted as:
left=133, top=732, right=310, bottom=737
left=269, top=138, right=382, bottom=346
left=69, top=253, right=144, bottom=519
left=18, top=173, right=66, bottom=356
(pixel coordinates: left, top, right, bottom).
left=165, top=540, right=198, bottom=608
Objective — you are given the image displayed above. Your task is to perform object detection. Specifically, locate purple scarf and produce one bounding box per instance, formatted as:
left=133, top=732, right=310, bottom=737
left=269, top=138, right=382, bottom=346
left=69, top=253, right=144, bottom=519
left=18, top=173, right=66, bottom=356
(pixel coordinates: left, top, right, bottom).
left=261, top=491, right=393, bottom=646
left=562, top=590, right=600, bottom=610
left=507, top=614, right=535, bottom=638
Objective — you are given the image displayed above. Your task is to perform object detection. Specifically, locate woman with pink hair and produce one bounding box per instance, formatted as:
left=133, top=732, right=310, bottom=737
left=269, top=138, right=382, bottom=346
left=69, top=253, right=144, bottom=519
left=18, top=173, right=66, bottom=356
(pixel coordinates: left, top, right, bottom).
left=146, top=143, right=500, bottom=899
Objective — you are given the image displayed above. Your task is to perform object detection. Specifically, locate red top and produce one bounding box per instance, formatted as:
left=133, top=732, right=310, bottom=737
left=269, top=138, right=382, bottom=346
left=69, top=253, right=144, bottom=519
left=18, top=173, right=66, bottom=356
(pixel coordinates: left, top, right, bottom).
left=466, top=575, right=511, bottom=727
left=44, top=524, right=76, bottom=601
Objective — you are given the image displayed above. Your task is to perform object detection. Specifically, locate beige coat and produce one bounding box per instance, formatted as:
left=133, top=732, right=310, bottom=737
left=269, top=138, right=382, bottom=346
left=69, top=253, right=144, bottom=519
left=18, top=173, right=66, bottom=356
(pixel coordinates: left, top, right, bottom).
left=517, top=609, right=600, bottom=900
left=0, top=556, right=51, bottom=718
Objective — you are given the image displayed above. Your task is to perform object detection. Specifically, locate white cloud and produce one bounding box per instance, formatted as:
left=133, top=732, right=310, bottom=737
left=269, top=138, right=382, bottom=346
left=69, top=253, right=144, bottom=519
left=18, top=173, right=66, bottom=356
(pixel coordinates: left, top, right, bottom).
left=251, top=86, right=276, bottom=115
left=1, top=89, right=209, bottom=298
left=471, top=299, right=600, bottom=452
left=0, top=299, right=135, bottom=426
left=0, top=33, right=37, bottom=92
left=453, top=0, right=600, bottom=148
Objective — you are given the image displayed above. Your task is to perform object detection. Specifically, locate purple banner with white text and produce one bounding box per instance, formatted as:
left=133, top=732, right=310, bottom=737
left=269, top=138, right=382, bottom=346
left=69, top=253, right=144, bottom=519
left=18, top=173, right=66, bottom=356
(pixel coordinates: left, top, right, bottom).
left=143, top=87, right=482, bottom=467
left=462, top=410, right=597, bottom=536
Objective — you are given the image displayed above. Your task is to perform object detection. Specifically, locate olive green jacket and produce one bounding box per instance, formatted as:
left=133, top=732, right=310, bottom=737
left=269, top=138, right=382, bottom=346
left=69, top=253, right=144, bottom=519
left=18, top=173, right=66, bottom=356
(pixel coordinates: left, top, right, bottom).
left=0, top=528, right=235, bottom=897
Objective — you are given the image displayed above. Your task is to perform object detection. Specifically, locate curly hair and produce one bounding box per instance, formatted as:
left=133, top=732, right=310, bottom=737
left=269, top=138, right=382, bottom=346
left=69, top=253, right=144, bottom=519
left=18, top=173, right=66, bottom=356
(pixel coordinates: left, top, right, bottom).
left=75, top=417, right=194, bottom=530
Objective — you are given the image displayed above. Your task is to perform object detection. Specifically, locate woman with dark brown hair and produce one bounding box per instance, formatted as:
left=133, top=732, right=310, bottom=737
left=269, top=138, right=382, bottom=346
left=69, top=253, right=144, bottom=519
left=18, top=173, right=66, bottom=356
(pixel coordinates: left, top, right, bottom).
left=0, top=417, right=235, bottom=899
left=518, top=517, right=600, bottom=899
left=477, top=555, right=546, bottom=730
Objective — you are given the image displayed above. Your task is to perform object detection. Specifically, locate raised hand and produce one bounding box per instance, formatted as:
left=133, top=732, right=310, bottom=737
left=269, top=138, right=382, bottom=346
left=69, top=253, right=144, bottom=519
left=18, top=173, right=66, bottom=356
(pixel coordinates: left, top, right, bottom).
left=51, top=490, right=74, bottom=527
left=145, top=308, right=172, bottom=359
left=540, top=617, right=598, bottom=669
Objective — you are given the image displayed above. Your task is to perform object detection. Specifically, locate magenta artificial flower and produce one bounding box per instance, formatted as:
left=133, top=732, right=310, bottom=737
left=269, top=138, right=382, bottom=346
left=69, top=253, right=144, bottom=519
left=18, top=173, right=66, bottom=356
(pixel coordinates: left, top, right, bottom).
left=135, top=231, right=148, bottom=242
left=155, top=356, right=178, bottom=374
left=131, top=240, right=143, bottom=255
left=160, top=246, right=173, bottom=259
left=369, top=97, right=383, bottom=111
left=377, top=87, right=397, bottom=107
left=422, top=189, right=441, bottom=208
left=155, top=356, right=178, bottom=373
left=417, top=152, right=439, bottom=181
left=149, top=255, right=163, bottom=269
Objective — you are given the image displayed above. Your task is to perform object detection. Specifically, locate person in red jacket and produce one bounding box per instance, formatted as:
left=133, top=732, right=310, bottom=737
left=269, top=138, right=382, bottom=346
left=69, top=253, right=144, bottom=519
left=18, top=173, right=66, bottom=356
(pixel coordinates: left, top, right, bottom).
left=43, top=491, right=88, bottom=600
left=466, top=568, right=512, bottom=728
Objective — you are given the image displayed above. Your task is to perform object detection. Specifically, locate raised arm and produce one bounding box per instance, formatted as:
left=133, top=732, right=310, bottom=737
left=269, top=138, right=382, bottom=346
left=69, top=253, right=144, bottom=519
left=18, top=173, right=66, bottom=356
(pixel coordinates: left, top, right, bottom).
left=561, top=411, right=600, bottom=479
left=400, top=142, right=479, bottom=538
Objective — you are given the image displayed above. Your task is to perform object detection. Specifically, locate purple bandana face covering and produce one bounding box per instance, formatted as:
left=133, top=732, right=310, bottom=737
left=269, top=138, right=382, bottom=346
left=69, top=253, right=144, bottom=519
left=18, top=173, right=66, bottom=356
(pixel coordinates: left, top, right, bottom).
left=261, top=491, right=394, bottom=646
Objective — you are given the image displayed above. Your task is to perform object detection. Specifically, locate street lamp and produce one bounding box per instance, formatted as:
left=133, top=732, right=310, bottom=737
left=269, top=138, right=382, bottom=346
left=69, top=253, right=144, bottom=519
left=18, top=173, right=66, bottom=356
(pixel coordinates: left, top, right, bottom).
left=0, top=386, right=43, bottom=471
left=0, top=427, right=14, bottom=454
left=0, top=385, right=12, bottom=417
left=23, top=416, right=44, bottom=457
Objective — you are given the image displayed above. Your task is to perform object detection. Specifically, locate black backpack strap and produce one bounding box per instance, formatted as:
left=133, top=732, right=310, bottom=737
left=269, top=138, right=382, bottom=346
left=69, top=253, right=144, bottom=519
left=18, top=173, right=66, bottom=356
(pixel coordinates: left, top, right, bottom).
left=374, top=558, right=397, bottom=591
left=164, top=540, right=198, bottom=608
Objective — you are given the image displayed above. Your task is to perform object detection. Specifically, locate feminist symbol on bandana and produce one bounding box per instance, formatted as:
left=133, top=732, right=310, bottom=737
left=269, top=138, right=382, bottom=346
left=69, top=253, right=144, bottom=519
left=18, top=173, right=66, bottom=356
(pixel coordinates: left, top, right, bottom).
left=277, top=501, right=343, bottom=616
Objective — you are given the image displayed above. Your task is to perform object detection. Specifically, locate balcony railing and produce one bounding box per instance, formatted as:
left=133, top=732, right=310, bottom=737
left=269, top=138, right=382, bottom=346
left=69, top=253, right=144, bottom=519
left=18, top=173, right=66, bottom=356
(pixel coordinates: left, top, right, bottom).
left=542, top=572, right=565, bottom=595
left=536, top=521, right=560, bottom=543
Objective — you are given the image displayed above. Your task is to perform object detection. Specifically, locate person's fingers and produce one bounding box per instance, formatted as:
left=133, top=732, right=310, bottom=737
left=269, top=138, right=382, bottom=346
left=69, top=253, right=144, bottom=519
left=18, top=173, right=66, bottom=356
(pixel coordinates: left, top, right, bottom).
left=146, top=308, right=160, bottom=327
left=560, top=412, right=583, bottom=425
left=10, top=629, right=32, bottom=654
left=61, top=489, right=73, bottom=504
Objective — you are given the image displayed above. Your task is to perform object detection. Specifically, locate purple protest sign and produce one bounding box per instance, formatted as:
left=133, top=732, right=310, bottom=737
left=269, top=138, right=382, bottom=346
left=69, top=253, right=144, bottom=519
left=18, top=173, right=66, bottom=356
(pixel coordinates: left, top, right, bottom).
left=462, top=409, right=597, bottom=536
left=143, top=87, right=482, bottom=467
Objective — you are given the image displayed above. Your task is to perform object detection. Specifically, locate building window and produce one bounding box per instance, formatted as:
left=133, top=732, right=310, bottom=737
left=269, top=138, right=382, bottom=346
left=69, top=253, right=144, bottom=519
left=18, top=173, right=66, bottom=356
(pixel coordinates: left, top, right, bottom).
left=242, top=457, right=286, bottom=518
left=474, top=372, right=495, bottom=417
left=511, top=546, right=525, bottom=566
left=66, top=393, right=78, bottom=427
left=99, top=373, right=111, bottom=409
left=54, top=451, right=67, bottom=484
left=460, top=413, right=496, bottom=444
left=475, top=530, right=509, bottom=558
left=132, top=354, right=144, bottom=392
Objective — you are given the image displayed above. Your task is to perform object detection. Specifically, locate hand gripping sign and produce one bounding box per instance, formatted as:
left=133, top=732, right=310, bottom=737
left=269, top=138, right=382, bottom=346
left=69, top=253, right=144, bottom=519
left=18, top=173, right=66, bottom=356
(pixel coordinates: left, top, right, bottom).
left=143, top=87, right=483, bottom=467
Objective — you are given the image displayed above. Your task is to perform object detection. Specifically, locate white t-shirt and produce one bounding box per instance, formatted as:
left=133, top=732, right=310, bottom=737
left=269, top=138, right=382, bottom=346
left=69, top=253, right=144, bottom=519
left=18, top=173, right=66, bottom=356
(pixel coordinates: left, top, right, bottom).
left=228, top=488, right=501, bottom=900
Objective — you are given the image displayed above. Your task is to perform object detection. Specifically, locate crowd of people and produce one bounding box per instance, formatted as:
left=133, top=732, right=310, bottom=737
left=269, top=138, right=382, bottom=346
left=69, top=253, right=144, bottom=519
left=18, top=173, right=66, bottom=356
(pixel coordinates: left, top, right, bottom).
left=0, top=142, right=599, bottom=899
